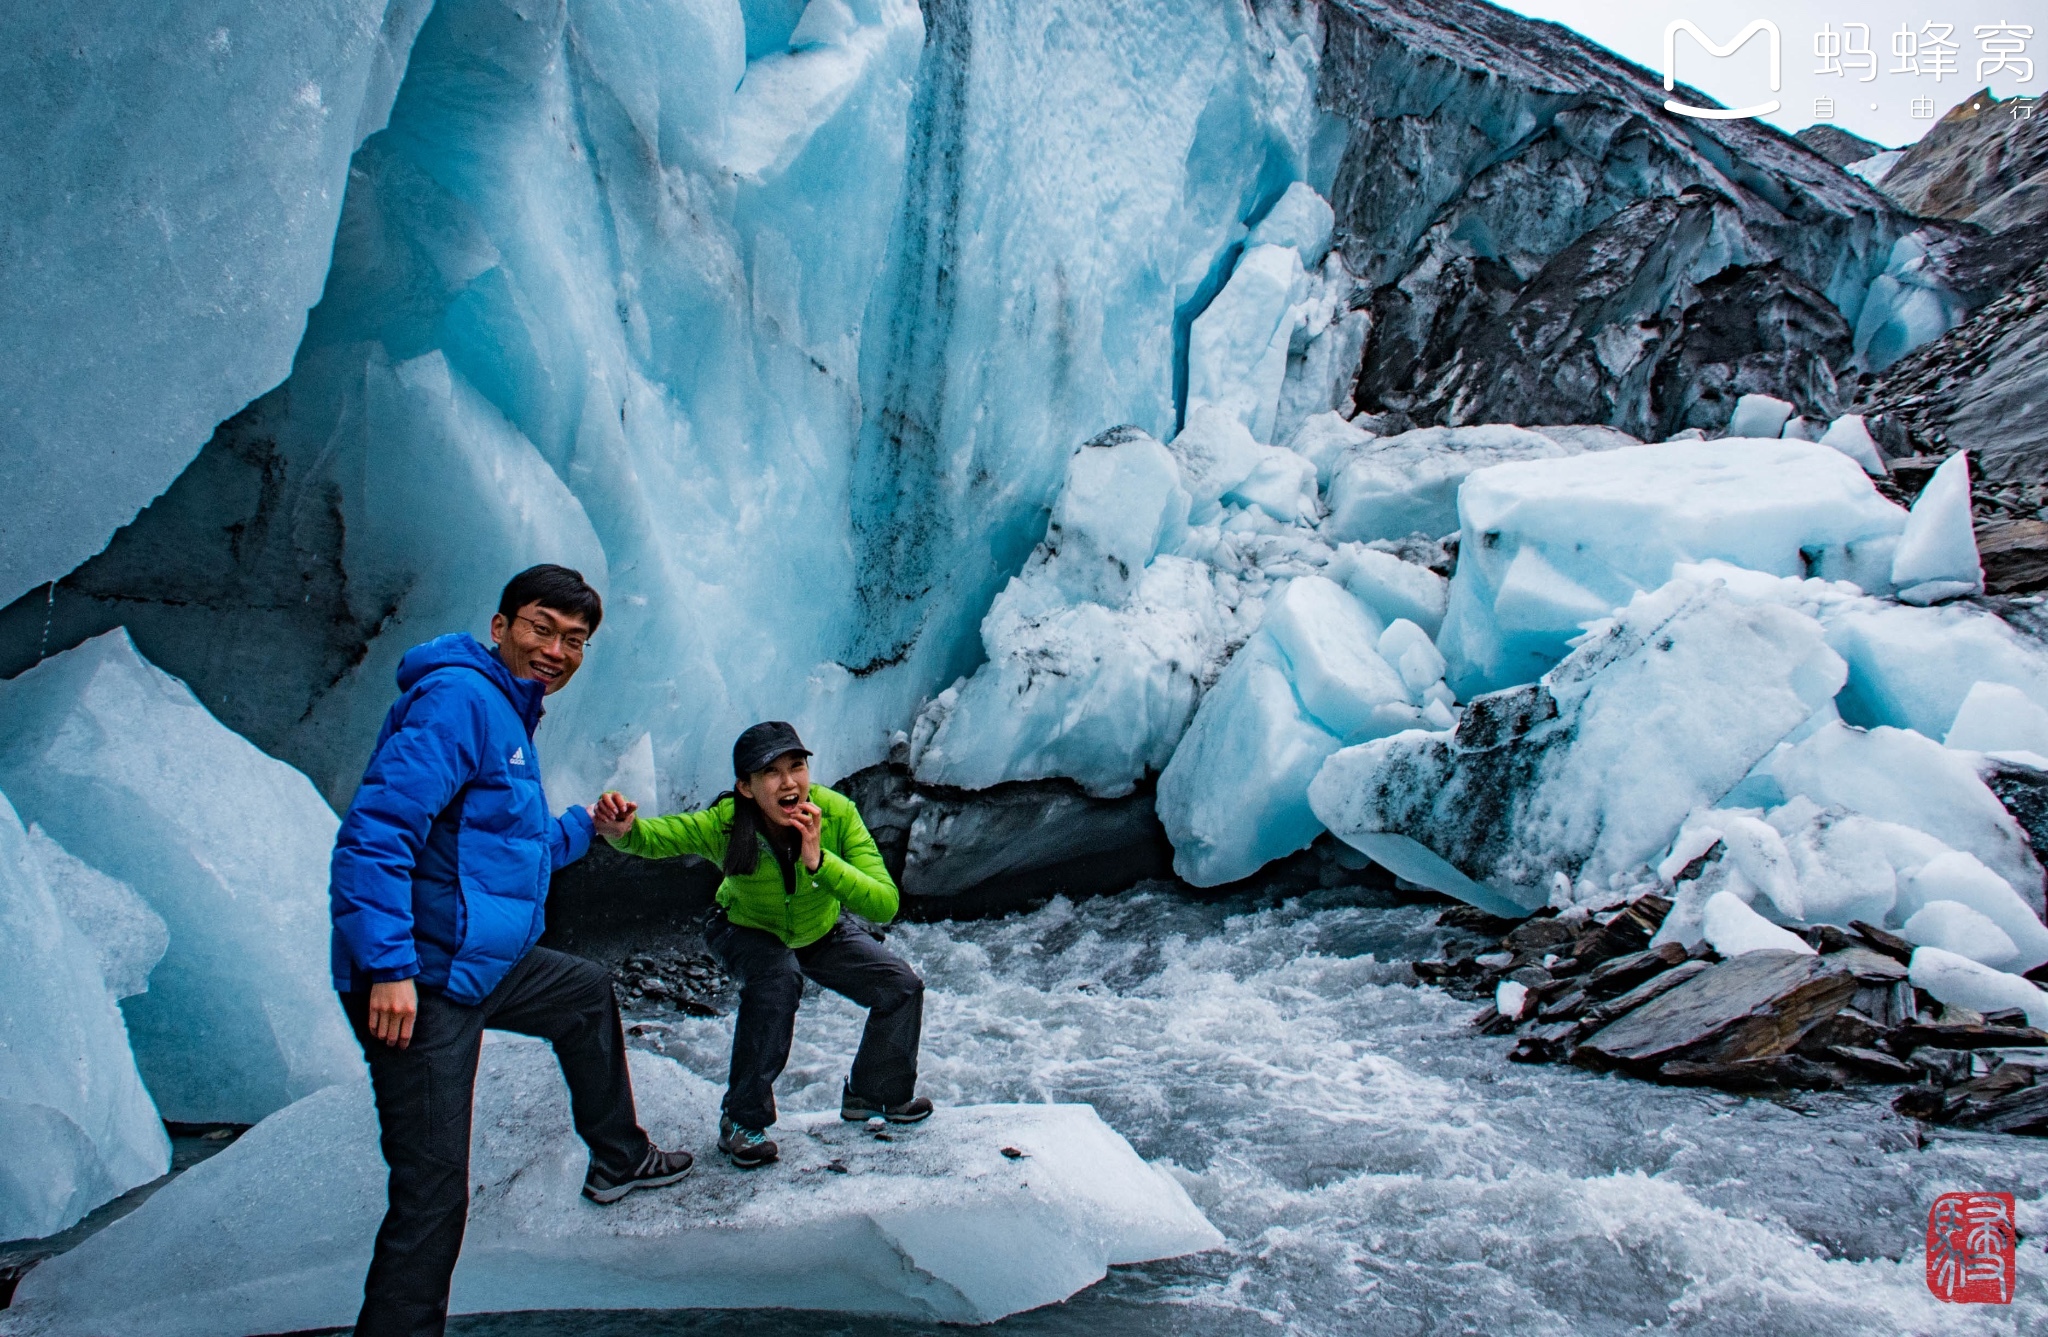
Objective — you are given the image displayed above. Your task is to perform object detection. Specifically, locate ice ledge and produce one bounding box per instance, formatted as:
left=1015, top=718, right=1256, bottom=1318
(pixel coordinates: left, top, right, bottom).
left=3, top=1038, right=1221, bottom=1334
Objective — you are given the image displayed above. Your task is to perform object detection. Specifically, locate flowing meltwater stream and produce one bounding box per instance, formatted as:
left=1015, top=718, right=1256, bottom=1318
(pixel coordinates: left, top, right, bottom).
left=470, top=887, right=2045, bottom=1336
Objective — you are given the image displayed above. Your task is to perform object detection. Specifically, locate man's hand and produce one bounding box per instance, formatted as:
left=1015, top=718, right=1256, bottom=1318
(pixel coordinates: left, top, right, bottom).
left=791, top=800, right=824, bottom=873
left=591, top=790, right=639, bottom=839
left=367, top=979, right=418, bottom=1049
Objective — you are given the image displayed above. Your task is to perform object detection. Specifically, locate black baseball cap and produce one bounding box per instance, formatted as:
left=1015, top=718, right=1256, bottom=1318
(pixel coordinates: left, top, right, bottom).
left=733, top=721, right=811, bottom=777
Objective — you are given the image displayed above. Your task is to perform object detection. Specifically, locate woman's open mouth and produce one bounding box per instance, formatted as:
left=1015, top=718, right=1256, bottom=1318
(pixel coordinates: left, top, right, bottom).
left=776, top=794, right=800, bottom=814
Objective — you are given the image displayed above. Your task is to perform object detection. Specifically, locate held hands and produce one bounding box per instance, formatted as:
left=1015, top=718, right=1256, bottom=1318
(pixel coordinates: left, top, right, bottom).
left=790, top=800, right=824, bottom=873
left=591, top=790, right=639, bottom=839
left=367, top=979, right=418, bottom=1048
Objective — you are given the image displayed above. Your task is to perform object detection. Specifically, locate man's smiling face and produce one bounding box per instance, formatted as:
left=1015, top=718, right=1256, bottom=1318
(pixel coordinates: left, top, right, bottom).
left=489, top=601, right=592, bottom=695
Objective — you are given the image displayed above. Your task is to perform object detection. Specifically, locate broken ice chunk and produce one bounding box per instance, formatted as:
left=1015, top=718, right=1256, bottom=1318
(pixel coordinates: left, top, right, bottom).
left=1945, top=681, right=2048, bottom=759
left=1283, top=411, right=1375, bottom=490
left=0, top=630, right=359, bottom=1123
left=1157, top=635, right=1341, bottom=886
left=0, top=790, right=169, bottom=1241
left=1327, top=543, right=1449, bottom=638
left=1817, top=414, right=1887, bottom=476
left=1168, top=404, right=1265, bottom=522
left=1907, top=946, right=2048, bottom=1029
left=1261, top=577, right=1412, bottom=739
left=1324, top=423, right=1568, bottom=545
left=1245, top=182, right=1335, bottom=266
left=1377, top=619, right=1447, bottom=698
left=1222, top=445, right=1318, bottom=525
left=1185, top=243, right=1308, bottom=443
left=25, top=823, right=167, bottom=1000
left=1701, top=890, right=1815, bottom=956
left=1437, top=438, right=1905, bottom=696
left=1311, top=579, right=1845, bottom=914
left=1045, top=428, right=1191, bottom=605
left=1895, top=850, right=2048, bottom=972
left=1723, top=393, right=1794, bottom=439
left=1900, top=901, right=2021, bottom=970
left=1890, top=452, right=1983, bottom=604
left=6, top=1038, right=1222, bottom=1336
left=1767, top=720, right=2043, bottom=912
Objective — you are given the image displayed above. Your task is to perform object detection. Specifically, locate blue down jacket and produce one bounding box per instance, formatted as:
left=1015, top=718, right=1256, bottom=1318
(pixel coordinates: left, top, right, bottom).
left=329, top=634, right=594, bottom=1003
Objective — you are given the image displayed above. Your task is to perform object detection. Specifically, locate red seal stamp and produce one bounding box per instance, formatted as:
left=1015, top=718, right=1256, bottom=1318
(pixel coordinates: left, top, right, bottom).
left=1926, top=1191, right=2017, bottom=1304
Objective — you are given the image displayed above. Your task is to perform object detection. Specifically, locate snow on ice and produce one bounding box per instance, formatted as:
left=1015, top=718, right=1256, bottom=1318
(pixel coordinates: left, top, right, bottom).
left=0, top=631, right=357, bottom=1123
left=1, top=1036, right=1221, bottom=1336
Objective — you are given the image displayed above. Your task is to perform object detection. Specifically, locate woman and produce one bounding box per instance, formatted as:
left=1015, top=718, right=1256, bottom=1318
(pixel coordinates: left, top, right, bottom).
left=592, top=721, right=929, bottom=1169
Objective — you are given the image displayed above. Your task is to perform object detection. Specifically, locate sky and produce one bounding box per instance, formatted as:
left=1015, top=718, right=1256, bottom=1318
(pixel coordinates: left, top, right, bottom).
left=1495, top=2, right=2041, bottom=150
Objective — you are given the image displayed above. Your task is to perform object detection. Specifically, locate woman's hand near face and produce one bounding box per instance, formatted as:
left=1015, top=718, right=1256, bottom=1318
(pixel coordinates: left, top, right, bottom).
left=791, top=800, right=824, bottom=872
left=591, top=790, right=638, bottom=839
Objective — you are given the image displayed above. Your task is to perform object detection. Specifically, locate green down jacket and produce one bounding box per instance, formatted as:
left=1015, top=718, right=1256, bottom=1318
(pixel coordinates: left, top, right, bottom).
left=608, top=785, right=897, bottom=947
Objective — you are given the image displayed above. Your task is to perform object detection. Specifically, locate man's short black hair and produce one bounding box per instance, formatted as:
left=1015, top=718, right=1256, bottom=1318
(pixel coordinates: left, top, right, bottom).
left=497, top=564, right=603, bottom=632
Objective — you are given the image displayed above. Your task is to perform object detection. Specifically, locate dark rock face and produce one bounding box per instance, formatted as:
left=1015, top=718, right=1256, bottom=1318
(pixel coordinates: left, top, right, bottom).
left=0, top=397, right=391, bottom=799
left=1796, top=125, right=1885, bottom=168
left=1877, top=90, right=2048, bottom=229
left=1319, top=0, right=1914, bottom=438
left=835, top=762, right=1172, bottom=915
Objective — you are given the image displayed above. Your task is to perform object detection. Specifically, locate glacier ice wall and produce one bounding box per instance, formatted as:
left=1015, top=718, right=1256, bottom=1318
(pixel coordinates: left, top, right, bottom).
left=9, top=0, right=1331, bottom=814
left=0, top=0, right=433, bottom=607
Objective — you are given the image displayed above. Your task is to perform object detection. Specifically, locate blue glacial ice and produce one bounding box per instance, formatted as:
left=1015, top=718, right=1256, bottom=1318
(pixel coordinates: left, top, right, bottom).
left=1436, top=439, right=1909, bottom=697
left=3, top=1036, right=1221, bottom=1336
left=23, top=822, right=168, bottom=1002
left=122, top=0, right=1340, bottom=818
left=0, top=791, right=169, bottom=1241
left=0, top=631, right=357, bottom=1124
left=1889, top=451, right=1984, bottom=605
left=1311, top=577, right=1848, bottom=915
left=0, top=0, right=433, bottom=606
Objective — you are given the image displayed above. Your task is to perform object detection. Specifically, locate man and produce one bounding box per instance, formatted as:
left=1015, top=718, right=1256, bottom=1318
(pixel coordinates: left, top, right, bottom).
left=330, top=564, right=692, bottom=1337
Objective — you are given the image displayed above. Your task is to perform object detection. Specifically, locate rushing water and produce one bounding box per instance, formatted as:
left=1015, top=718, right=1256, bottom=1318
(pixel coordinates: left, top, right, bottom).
left=471, top=885, right=2045, bottom=1336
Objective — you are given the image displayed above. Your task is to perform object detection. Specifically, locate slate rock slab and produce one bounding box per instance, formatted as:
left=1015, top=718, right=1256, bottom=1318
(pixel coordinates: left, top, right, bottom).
left=1574, top=950, right=1859, bottom=1070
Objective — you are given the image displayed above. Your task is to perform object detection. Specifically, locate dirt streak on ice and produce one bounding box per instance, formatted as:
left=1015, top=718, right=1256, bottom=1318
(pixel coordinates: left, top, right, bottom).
left=632, top=887, right=2047, bottom=1335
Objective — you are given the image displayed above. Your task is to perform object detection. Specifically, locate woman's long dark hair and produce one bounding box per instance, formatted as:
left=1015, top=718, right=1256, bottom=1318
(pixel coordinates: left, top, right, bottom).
left=719, top=785, right=772, bottom=877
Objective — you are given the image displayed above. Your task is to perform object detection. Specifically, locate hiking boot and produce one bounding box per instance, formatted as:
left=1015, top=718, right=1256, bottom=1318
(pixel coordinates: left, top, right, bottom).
left=582, top=1144, right=694, bottom=1204
left=718, top=1114, right=779, bottom=1169
left=840, top=1085, right=934, bottom=1124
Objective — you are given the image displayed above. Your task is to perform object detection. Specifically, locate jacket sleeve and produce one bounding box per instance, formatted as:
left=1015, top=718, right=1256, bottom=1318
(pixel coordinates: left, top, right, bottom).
left=609, top=806, right=728, bottom=862
left=329, top=677, right=483, bottom=984
left=550, top=805, right=595, bottom=871
left=815, top=800, right=899, bottom=924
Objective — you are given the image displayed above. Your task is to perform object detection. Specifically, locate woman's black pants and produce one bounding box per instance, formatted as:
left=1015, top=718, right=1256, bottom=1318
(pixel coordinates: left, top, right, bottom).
left=705, top=910, right=924, bottom=1129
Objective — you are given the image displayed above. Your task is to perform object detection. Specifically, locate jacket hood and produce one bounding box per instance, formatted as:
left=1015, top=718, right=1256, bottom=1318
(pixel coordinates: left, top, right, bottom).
left=395, top=633, right=545, bottom=733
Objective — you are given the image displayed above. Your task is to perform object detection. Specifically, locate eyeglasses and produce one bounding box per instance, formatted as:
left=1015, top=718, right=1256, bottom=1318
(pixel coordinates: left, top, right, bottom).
left=513, top=613, right=590, bottom=654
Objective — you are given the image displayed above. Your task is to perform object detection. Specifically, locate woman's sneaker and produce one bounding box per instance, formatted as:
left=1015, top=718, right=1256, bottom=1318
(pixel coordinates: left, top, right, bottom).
left=718, top=1114, right=779, bottom=1169
left=582, top=1144, right=694, bottom=1204
left=840, top=1085, right=934, bottom=1124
